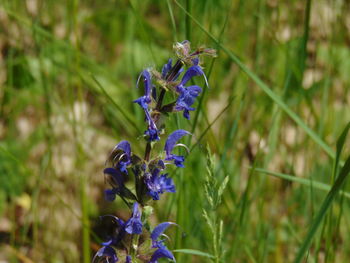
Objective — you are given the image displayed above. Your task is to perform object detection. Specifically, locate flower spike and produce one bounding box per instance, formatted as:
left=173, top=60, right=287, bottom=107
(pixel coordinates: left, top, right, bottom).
left=94, top=40, right=215, bottom=263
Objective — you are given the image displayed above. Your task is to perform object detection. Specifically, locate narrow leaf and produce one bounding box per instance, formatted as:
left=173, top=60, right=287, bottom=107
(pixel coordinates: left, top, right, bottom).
left=173, top=249, right=215, bottom=259
left=253, top=168, right=350, bottom=200
left=175, top=0, right=335, bottom=160
left=294, top=122, right=350, bottom=263
left=294, top=154, right=350, bottom=263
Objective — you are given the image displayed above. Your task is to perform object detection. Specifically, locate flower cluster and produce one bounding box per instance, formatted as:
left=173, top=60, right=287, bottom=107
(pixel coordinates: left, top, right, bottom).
left=94, top=203, right=176, bottom=263
left=93, top=41, right=215, bottom=263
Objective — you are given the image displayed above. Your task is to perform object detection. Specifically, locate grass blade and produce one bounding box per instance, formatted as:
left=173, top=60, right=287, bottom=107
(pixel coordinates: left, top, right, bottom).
left=190, top=96, right=234, bottom=152
left=334, top=122, right=350, bottom=176
left=294, top=154, right=350, bottom=263
left=90, top=74, right=141, bottom=134
left=173, top=249, right=215, bottom=259
left=253, top=168, right=350, bottom=200
left=174, top=0, right=335, bottom=160
left=294, top=122, right=350, bottom=263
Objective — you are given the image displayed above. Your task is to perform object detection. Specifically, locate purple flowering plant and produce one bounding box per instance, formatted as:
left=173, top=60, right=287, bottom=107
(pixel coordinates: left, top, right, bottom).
left=93, top=41, right=216, bottom=263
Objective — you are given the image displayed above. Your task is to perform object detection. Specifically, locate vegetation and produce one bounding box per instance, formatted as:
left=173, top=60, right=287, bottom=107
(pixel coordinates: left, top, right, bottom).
left=1, top=0, right=350, bottom=262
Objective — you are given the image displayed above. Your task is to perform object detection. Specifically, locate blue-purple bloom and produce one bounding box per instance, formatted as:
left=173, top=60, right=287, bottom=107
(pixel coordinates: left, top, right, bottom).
left=100, top=215, right=127, bottom=246
left=145, top=110, right=160, bottom=141
left=125, top=255, right=132, bottom=263
left=93, top=246, right=118, bottom=263
left=125, top=202, right=143, bottom=234
left=161, top=58, right=183, bottom=81
left=133, top=70, right=160, bottom=142
left=92, top=215, right=129, bottom=262
left=150, top=245, right=175, bottom=263
left=134, top=70, right=152, bottom=109
left=191, top=57, right=199, bottom=66
left=145, top=169, right=175, bottom=200
left=164, top=130, right=190, bottom=168
left=162, top=59, right=173, bottom=79
left=104, top=188, right=119, bottom=202
left=149, top=222, right=176, bottom=263
left=104, top=167, right=124, bottom=186
left=111, top=140, right=132, bottom=174
left=151, top=222, right=175, bottom=244
left=157, top=159, right=165, bottom=169
left=175, top=85, right=202, bottom=119
left=180, top=65, right=205, bottom=86
left=95, top=41, right=215, bottom=263
left=174, top=65, right=207, bottom=119
left=103, top=167, right=124, bottom=201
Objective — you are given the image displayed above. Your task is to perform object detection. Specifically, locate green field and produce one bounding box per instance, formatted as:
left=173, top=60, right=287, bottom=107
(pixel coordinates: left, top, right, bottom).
left=1, top=0, right=350, bottom=262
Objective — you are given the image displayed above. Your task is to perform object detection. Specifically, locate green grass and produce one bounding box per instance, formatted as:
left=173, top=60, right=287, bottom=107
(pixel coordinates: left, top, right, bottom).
left=1, top=0, right=350, bottom=262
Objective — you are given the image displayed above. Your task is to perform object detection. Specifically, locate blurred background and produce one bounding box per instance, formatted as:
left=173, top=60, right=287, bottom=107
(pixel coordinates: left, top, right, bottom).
left=1, top=0, right=350, bottom=262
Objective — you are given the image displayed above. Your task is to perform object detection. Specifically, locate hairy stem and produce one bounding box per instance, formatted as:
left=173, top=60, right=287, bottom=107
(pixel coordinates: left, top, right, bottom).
left=144, top=142, right=151, bottom=162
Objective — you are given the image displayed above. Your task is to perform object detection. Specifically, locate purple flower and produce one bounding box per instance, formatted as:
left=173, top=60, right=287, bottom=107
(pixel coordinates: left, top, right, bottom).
left=145, top=127, right=160, bottom=142
left=134, top=70, right=152, bottom=109
left=92, top=216, right=130, bottom=263
left=125, top=202, right=143, bottom=234
left=144, top=110, right=160, bottom=141
left=133, top=70, right=160, bottom=141
left=104, top=167, right=124, bottom=187
left=104, top=188, right=119, bottom=202
left=180, top=65, right=205, bottom=86
left=158, top=159, right=165, bottom=169
left=174, top=85, right=202, bottom=120
left=103, top=167, right=124, bottom=202
left=161, top=58, right=183, bottom=81
left=93, top=246, right=118, bottom=263
left=99, top=215, right=127, bottom=245
left=192, top=57, right=199, bottom=66
left=164, top=130, right=190, bottom=168
left=149, top=222, right=176, bottom=263
left=151, top=222, right=175, bottom=244
left=174, top=65, right=208, bottom=119
left=162, top=59, right=173, bottom=79
left=126, top=255, right=132, bottom=263
left=149, top=245, right=175, bottom=263
left=103, top=167, right=138, bottom=202
left=145, top=169, right=176, bottom=200
left=109, top=140, right=132, bottom=174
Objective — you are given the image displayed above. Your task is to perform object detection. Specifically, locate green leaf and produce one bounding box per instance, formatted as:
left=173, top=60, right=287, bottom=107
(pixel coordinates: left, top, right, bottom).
left=90, top=74, right=141, bottom=134
left=294, top=122, right=350, bottom=263
left=173, top=249, right=215, bottom=259
left=334, top=122, right=350, bottom=177
left=174, top=0, right=335, bottom=160
left=253, top=168, right=350, bottom=200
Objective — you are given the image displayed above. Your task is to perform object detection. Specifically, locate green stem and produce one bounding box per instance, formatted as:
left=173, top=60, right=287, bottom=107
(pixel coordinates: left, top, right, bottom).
left=130, top=234, right=140, bottom=260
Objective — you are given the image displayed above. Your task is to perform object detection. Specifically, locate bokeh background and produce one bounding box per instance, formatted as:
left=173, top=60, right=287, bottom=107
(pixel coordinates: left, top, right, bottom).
left=1, top=0, right=350, bottom=262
